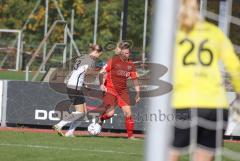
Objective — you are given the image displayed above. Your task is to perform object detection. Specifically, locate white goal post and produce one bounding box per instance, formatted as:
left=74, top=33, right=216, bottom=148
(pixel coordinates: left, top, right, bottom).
left=0, top=29, right=22, bottom=70
left=144, top=1, right=178, bottom=161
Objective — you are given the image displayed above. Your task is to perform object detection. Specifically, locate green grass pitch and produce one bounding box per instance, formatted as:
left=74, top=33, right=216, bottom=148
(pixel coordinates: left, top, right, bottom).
left=0, top=131, right=143, bottom=161
left=0, top=131, right=240, bottom=161
left=0, top=71, right=44, bottom=81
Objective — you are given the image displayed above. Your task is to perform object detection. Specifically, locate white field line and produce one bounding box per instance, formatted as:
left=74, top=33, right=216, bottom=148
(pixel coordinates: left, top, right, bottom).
left=0, top=143, right=141, bottom=156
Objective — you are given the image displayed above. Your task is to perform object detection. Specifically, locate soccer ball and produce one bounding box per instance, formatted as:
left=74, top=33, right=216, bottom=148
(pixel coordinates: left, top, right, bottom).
left=88, top=123, right=102, bottom=136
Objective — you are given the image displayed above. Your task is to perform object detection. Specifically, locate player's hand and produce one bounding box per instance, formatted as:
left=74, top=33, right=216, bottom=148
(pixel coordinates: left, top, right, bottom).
left=135, top=93, right=140, bottom=103
left=230, top=93, right=240, bottom=123
left=100, top=84, right=107, bottom=92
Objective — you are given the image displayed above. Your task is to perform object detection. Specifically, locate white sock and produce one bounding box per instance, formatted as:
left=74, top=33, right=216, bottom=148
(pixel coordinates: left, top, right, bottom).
left=65, top=121, right=82, bottom=135
left=56, top=112, right=84, bottom=129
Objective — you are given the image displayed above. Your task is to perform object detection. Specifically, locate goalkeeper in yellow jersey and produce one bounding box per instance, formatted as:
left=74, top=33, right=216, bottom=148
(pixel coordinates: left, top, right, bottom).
left=169, top=0, right=240, bottom=161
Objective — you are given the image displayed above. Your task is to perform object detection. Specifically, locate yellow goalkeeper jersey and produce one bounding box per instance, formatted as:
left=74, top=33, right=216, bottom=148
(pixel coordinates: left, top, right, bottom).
left=172, top=21, right=240, bottom=108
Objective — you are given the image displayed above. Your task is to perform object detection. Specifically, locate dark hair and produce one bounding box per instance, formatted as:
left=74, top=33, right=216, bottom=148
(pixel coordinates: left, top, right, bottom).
left=89, top=44, right=103, bottom=52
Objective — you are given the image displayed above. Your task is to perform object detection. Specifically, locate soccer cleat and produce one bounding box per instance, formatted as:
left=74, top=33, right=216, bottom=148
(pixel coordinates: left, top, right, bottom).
left=128, top=136, right=140, bottom=140
left=128, top=136, right=137, bottom=140
left=64, top=133, right=75, bottom=138
left=53, top=125, right=64, bottom=136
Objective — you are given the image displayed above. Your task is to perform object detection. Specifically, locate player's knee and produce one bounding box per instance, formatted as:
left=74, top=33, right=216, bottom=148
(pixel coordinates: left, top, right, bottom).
left=123, top=111, right=132, bottom=117
left=105, top=106, right=115, bottom=116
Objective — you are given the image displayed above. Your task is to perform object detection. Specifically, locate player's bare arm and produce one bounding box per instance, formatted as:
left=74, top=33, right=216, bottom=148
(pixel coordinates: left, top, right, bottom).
left=133, top=79, right=140, bottom=103
left=99, top=68, right=107, bottom=92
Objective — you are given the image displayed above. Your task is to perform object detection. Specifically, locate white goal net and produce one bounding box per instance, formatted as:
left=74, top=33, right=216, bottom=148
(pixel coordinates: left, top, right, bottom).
left=0, top=29, right=22, bottom=70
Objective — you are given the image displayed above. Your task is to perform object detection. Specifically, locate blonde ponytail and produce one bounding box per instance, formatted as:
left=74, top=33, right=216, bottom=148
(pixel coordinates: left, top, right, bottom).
left=179, top=0, right=201, bottom=32
left=115, top=41, right=131, bottom=55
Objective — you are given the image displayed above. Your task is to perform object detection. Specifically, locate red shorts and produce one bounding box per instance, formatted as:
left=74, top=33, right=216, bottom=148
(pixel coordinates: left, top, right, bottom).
left=103, top=88, right=130, bottom=107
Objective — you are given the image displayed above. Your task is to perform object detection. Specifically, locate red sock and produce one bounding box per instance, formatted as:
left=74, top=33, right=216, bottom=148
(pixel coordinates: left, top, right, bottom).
left=125, top=116, right=134, bottom=138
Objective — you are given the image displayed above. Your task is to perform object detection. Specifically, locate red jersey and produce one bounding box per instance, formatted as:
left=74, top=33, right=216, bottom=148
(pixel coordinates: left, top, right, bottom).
left=104, top=55, right=138, bottom=92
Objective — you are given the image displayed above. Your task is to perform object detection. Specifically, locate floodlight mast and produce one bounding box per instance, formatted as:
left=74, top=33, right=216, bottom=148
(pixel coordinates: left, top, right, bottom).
left=144, top=1, right=178, bottom=161
left=122, top=0, right=128, bottom=40
left=142, top=0, right=148, bottom=63
left=42, top=0, right=49, bottom=72
left=93, top=0, right=99, bottom=44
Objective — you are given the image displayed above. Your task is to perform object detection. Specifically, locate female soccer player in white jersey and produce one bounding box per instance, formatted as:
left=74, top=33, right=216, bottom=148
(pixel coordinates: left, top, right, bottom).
left=53, top=44, right=103, bottom=137
left=169, top=0, right=240, bottom=161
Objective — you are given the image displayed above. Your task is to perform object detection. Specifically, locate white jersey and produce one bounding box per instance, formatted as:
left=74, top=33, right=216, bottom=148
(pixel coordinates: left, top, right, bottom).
left=65, top=55, right=98, bottom=90
left=66, top=65, right=88, bottom=90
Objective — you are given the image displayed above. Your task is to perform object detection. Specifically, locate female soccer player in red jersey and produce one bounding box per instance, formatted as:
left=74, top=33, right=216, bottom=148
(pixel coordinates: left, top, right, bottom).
left=98, top=41, right=140, bottom=139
